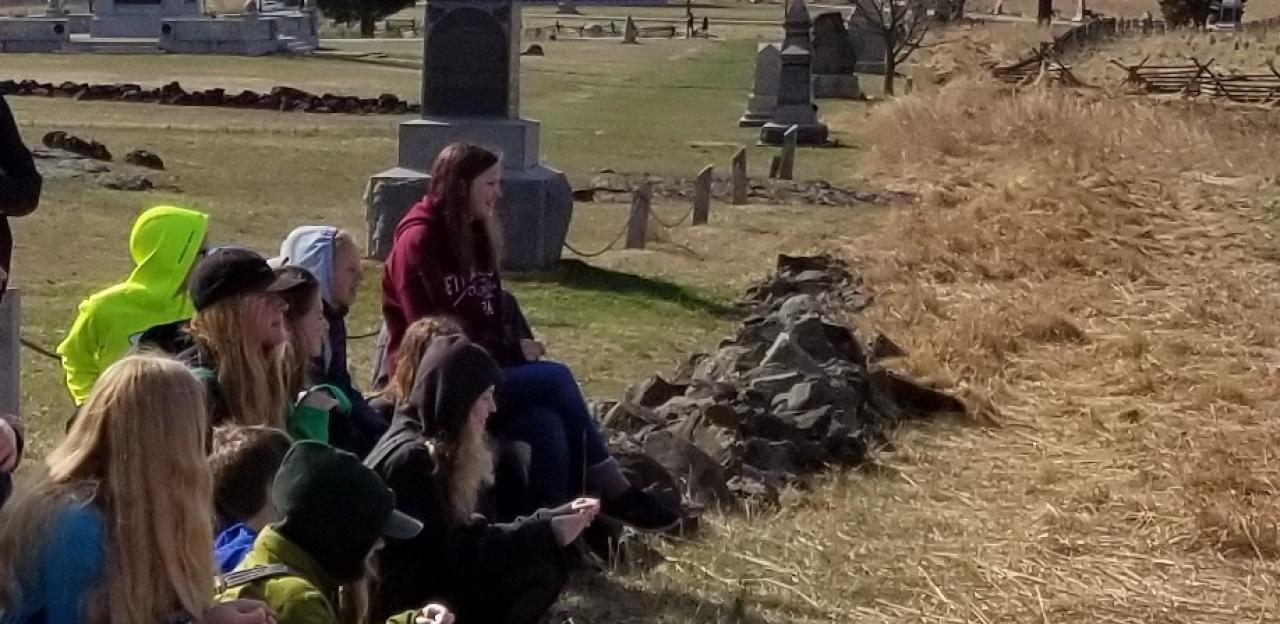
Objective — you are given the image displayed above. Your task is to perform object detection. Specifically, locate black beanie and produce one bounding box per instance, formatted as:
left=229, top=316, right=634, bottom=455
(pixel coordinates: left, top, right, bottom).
left=398, top=336, right=503, bottom=441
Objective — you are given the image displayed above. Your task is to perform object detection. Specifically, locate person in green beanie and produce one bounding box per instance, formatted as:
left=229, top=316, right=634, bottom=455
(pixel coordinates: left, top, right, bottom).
left=219, top=440, right=453, bottom=624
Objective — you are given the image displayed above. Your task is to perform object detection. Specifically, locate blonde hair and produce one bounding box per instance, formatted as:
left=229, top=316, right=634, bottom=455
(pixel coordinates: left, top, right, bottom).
left=388, top=316, right=462, bottom=403
left=0, top=355, right=215, bottom=624
left=190, top=294, right=290, bottom=428
left=334, top=229, right=360, bottom=261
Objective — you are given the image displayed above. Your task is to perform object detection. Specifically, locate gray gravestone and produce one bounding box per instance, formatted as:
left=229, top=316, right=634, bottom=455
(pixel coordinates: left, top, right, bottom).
left=625, top=181, right=652, bottom=249
left=692, top=164, right=713, bottom=225
left=0, top=290, right=18, bottom=416
left=622, top=15, right=638, bottom=43
left=731, top=148, right=748, bottom=204
left=366, top=0, right=573, bottom=269
left=848, top=11, right=887, bottom=74
left=811, top=11, right=861, bottom=99
left=812, top=11, right=856, bottom=74
left=738, top=43, right=780, bottom=127
left=777, top=126, right=797, bottom=180
left=761, top=0, right=828, bottom=145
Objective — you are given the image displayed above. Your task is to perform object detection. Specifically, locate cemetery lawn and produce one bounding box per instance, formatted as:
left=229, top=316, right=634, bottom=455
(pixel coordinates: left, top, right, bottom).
left=5, top=36, right=875, bottom=453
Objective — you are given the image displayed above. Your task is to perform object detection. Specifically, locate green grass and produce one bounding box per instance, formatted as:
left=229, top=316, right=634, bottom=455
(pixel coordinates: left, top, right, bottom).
left=6, top=28, right=874, bottom=454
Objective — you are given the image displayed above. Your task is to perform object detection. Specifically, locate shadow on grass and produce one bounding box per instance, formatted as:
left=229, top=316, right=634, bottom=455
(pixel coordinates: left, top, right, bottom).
left=509, top=259, right=735, bottom=318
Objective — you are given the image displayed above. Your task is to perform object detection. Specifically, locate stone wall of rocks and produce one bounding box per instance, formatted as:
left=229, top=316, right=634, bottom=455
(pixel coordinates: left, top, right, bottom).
left=0, top=79, right=420, bottom=115
left=597, top=255, right=963, bottom=524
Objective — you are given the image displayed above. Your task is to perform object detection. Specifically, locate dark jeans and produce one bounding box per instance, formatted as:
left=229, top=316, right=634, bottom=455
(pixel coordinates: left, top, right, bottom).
left=492, top=361, right=610, bottom=513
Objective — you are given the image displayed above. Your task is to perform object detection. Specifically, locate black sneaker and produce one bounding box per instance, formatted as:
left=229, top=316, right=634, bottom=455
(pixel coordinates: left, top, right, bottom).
left=599, top=486, right=682, bottom=532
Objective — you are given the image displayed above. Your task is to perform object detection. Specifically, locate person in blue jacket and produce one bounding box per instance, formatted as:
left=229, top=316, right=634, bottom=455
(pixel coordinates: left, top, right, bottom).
left=0, top=355, right=271, bottom=624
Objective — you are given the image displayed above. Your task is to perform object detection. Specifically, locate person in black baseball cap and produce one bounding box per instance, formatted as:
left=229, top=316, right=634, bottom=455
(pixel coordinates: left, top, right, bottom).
left=218, top=441, right=454, bottom=624
left=190, top=247, right=304, bottom=312
left=176, top=248, right=308, bottom=430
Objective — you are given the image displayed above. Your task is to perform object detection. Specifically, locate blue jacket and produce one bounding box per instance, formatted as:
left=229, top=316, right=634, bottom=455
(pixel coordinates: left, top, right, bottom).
left=1, top=502, right=105, bottom=624
left=214, top=522, right=258, bottom=574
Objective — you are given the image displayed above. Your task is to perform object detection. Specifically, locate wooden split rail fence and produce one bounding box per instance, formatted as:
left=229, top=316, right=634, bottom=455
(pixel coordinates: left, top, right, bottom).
left=1113, top=57, right=1280, bottom=104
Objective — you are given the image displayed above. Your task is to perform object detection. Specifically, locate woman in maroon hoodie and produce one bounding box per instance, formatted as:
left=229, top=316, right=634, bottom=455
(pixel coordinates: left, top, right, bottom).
left=381, top=143, right=679, bottom=531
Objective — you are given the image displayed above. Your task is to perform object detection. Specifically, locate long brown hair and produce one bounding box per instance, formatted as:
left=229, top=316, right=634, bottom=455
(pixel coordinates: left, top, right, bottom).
left=276, top=266, right=322, bottom=398
left=425, top=143, right=502, bottom=273
left=190, top=294, right=290, bottom=428
left=386, top=316, right=462, bottom=404
left=0, top=355, right=215, bottom=624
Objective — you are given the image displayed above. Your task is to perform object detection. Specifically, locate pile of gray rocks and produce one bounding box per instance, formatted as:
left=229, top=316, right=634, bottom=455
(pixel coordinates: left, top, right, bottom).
left=598, top=255, right=963, bottom=519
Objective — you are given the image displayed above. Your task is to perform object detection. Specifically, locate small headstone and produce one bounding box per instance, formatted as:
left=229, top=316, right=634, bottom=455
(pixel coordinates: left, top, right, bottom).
left=777, top=126, right=797, bottom=180
left=731, top=148, right=748, bottom=205
left=625, top=180, right=652, bottom=249
left=768, top=155, right=782, bottom=179
left=692, top=164, right=713, bottom=226
left=522, top=44, right=545, bottom=56
left=555, top=0, right=581, bottom=15
left=622, top=15, right=639, bottom=44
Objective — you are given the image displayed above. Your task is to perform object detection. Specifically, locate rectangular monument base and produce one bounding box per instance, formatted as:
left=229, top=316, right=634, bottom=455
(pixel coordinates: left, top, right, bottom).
left=367, top=164, right=574, bottom=270
left=397, top=117, right=541, bottom=172
left=812, top=74, right=862, bottom=100
left=738, top=94, right=777, bottom=127
left=760, top=121, right=829, bottom=146
left=0, top=18, right=70, bottom=52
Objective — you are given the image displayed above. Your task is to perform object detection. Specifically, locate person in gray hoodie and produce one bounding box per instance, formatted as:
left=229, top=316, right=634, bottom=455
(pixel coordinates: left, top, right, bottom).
left=276, top=226, right=387, bottom=455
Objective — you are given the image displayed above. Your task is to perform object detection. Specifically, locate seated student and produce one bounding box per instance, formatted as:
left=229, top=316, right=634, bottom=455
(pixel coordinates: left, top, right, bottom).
left=374, top=317, right=531, bottom=522
left=211, top=425, right=293, bottom=574
left=177, top=248, right=333, bottom=440
left=275, top=266, right=367, bottom=453
left=219, top=440, right=453, bottom=624
left=365, top=336, right=598, bottom=624
left=380, top=143, right=679, bottom=531
left=57, top=205, right=209, bottom=405
left=0, top=355, right=273, bottom=624
left=276, top=226, right=389, bottom=449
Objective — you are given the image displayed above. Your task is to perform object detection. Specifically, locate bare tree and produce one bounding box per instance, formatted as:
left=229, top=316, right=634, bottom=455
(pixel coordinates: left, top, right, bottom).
left=851, top=0, right=935, bottom=96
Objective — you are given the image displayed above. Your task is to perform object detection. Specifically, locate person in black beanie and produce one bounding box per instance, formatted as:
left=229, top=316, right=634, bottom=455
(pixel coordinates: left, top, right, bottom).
left=0, top=94, right=41, bottom=509
left=365, top=336, right=599, bottom=624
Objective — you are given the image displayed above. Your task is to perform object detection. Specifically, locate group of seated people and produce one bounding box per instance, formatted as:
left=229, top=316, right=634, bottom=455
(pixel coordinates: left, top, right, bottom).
left=0, top=143, right=680, bottom=624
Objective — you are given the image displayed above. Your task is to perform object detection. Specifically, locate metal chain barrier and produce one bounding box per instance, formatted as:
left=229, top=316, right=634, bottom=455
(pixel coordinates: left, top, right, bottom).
left=563, top=221, right=631, bottom=258
left=648, top=204, right=695, bottom=229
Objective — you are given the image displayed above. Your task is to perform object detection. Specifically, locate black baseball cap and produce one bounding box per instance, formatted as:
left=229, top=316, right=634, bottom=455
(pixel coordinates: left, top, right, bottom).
left=189, top=247, right=305, bottom=311
left=273, top=441, right=423, bottom=542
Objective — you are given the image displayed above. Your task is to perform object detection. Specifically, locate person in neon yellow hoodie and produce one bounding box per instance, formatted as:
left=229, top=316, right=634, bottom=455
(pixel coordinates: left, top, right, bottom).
left=57, top=206, right=209, bottom=405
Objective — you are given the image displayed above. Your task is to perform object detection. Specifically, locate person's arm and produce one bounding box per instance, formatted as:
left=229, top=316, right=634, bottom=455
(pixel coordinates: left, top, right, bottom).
left=0, top=96, right=42, bottom=218
left=40, top=506, right=106, bottom=624
left=57, top=304, right=103, bottom=406
left=270, top=584, right=340, bottom=624
left=0, top=412, right=21, bottom=470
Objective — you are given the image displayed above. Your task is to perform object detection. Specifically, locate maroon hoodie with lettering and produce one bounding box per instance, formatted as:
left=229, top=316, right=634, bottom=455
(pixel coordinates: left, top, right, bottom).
left=381, top=197, right=526, bottom=375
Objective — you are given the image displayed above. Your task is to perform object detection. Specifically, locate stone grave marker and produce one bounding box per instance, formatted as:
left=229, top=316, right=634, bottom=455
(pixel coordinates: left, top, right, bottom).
left=739, top=43, right=780, bottom=127
left=731, top=148, right=748, bottom=204
left=622, top=15, right=639, bottom=43
left=366, top=0, right=573, bottom=269
left=761, top=0, right=828, bottom=145
left=811, top=11, right=861, bottom=99
left=692, top=164, right=713, bottom=225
